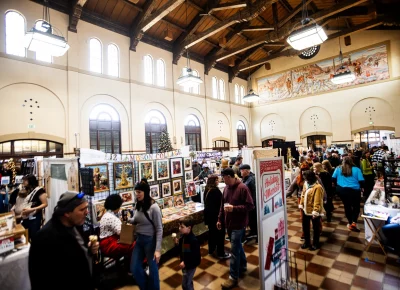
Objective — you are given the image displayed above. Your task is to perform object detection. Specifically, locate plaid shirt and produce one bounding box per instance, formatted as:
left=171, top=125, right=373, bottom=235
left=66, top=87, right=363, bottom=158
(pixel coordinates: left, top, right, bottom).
left=371, top=149, right=386, bottom=164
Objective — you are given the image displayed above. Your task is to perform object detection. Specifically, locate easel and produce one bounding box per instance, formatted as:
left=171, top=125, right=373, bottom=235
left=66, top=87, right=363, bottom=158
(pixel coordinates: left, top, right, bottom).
left=361, top=214, right=387, bottom=260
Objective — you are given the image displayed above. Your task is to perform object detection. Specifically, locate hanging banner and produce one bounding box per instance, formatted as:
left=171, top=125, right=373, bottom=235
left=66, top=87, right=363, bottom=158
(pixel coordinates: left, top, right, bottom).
left=256, top=157, right=288, bottom=290
left=122, top=149, right=182, bottom=161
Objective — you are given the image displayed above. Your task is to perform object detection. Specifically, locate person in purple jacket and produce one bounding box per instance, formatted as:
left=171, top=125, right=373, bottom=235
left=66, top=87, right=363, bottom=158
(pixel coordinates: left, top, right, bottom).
left=217, top=168, right=254, bottom=289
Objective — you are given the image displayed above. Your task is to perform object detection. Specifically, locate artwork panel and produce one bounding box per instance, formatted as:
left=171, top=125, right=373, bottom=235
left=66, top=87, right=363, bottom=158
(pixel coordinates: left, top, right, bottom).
left=85, top=164, right=110, bottom=193
left=139, top=161, right=155, bottom=182
left=114, top=162, right=134, bottom=190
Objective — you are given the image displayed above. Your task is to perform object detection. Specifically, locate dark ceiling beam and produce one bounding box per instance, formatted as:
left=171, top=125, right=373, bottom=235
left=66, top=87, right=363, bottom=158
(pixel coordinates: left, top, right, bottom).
left=160, top=19, right=186, bottom=32
left=186, top=0, right=204, bottom=12
left=278, top=0, right=313, bottom=28
left=209, top=1, right=247, bottom=13
left=256, top=15, right=270, bottom=25
left=235, top=44, right=265, bottom=67
left=141, top=0, right=185, bottom=32
left=272, top=2, right=279, bottom=31
left=68, top=0, right=87, bottom=33
left=123, top=0, right=143, bottom=12
left=309, top=1, right=319, bottom=13
left=279, top=0, right=293, bottom=13
left=345, top=18, right=352, bottom=28
left=242, top=25, right=275, bottom=31
left=129, top=0, right=158, bottom=51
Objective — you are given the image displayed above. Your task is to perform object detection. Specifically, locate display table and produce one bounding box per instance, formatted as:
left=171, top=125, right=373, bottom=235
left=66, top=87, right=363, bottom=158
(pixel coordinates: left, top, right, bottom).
left=0, top=245, right=31, bottom=290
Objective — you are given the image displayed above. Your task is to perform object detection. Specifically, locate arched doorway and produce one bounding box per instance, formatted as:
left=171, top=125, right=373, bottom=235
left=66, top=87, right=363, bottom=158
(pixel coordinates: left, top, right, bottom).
left=145, top=110, right=167, bottom=154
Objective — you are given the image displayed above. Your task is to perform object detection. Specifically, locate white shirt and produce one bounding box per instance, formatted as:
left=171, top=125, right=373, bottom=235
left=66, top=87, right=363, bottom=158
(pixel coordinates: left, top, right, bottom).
left=100, top=211, right=121, bottom=239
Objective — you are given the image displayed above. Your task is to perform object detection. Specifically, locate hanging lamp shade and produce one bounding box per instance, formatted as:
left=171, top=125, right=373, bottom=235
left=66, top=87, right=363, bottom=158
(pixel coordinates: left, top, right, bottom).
left=287, top=23, right=327, bottom=50
left=177, top=67, right=203, bottom=88
left=331, top=68, right=356, bottom=84
left=243, top=89, right=260, bottom=103
left=24, top=20, right=69, bottom=57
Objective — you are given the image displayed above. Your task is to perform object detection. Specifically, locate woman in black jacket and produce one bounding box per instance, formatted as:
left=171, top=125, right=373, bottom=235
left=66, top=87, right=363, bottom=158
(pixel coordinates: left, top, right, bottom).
left=204, top=175, right=230, bottom=259
left=314, top=163, right=334, bottom=222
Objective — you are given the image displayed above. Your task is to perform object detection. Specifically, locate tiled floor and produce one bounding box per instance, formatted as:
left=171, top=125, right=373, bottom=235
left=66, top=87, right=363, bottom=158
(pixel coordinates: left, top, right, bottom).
left=119, top=197, right=400, bottom=290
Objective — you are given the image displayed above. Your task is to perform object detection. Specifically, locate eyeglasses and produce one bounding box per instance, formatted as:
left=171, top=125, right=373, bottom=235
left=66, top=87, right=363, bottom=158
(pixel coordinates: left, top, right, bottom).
left=64, top=192, right=85, bottom=206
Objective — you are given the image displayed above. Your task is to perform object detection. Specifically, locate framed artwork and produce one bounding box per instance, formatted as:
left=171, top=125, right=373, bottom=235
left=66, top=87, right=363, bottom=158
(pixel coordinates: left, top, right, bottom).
left=184, top=158, right=192, bottom=171
left=172, top=178, right=182, bottom=195
left=163, top=196, right=174, bottom=208
left=170, top=158, right=183, bottom=178
left=174, top=194, right=184, bottom=207
left=186, top=181, right=197, bottom=197
left=156, top=159, right=170, bottom=181
left=85, top=164, right=109, bottom=192
left=150, top=184, right=160, bottom=199
left=114, top=162, right=134, bottom=190
left=185, top=170, right=193, bottom=182
left=120, top=191, right=134, bottom=205
left=139, top=161, right=155, bottom=182
left=94, top=200, right=106, bottom=221
left=156, top=198, right=164, bottom=210
left=161, top=182, right=172, bottom=197
left=15, top=175, right=23, bottom=184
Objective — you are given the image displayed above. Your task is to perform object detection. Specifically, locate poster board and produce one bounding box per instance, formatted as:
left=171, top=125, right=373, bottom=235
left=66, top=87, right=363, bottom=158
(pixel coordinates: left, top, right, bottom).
left=256, top=157, right=289, bottom=290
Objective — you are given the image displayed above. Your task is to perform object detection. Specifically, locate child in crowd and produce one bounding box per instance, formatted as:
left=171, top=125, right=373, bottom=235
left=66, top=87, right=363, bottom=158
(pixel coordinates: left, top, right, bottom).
left=174, top=216, right=201, bottom=290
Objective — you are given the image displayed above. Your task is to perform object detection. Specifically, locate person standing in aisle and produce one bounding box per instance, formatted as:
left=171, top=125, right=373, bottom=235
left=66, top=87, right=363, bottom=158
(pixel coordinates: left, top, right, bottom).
left=313, top=163, right=334, bottom=222
left=192, top=160, right=202, bottom=180
left=204, top=175, right=230, bottom=259
left=130, top=179, right=163, bottom=290
left=361, top=151, right=375, bottom=200
left=231, top=156, right=243, bottom=178
left=217, top=168, right=254, bottom=289
left=240, top=164, right=258, bottom=243
left=332, top=157, right=364, bottom=232
left=29, top=191, right=99, bottom=290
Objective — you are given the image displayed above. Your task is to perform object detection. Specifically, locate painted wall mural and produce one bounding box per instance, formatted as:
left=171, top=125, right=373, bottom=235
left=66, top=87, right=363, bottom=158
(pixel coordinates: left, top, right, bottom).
left=257, top=43, right=389, bottom=103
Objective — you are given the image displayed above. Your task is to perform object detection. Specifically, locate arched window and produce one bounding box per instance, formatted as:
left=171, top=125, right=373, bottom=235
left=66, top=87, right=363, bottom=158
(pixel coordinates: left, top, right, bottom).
left=5, top=11, right=26, bottom=57
left=107, top=44, right=119, bottom=77
left=184, top=115, right=202, bottom=151
left=145, top=110, right=167, bottom=154
left=89, top=38, right=102, bottom=73
left=213, top=140, right=230, bottom=151
left=219, top=79, right=225, bottom=100
left=237, top=121, right=247, bottom=149
left=212, top=77, right=218, bottom=99
left=156, top=59, right=166, bottom=87
left=144, top=54, right=153, bottom=84
left=234, top=84, right=240, bottom=104
left=240, top=85, right=245, bottom=105
left=89, top=104, right=121, bottom=153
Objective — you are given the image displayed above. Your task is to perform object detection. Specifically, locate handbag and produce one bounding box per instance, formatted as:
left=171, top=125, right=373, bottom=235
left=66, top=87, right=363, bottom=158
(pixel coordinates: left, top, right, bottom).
left=119, top=223, right=136, bottom=244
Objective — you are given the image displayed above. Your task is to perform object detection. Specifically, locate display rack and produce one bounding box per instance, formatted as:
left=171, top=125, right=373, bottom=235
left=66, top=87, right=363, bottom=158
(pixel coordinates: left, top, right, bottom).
left=383, top=159, right=400, bottom=196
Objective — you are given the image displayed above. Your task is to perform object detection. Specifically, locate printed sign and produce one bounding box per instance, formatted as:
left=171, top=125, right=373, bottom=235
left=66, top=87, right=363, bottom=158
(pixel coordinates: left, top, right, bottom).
left=0, top=236, right=14, bottom=255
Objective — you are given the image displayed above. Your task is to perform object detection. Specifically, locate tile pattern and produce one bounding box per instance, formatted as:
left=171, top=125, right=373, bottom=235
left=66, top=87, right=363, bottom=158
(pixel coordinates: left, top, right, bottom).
left=118, top=197, right=400, bottom=290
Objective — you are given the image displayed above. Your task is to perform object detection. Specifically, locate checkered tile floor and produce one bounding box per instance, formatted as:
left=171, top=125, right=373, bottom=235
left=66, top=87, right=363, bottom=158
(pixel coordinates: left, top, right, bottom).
left=119, top=197, right=400, bottom=290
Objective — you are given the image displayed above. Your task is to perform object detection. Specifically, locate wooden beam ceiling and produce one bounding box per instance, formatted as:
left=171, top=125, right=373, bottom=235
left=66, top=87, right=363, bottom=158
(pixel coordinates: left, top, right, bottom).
left=242, top=25, right=275, bottom=31
left=279, top=0, right=293, bottom=13
left=278, top=0, right=313, bottom=28
left=129, top=0, right=157, bottom=51
left=123, top=0, right=143, bottom=12
left=68, top=0, right=87, bottom=33
left=209, top=1, right=247, bottom=13
left=140, top=0, right=185, bottom=32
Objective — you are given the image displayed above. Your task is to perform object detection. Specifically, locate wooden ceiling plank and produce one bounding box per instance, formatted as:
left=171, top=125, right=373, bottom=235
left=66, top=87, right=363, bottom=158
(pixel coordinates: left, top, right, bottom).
left=279, top=0, right=293, bottom=13
left=160, top=18, right=186, bottom=32
left=309, top=1, right=319, bottom=13
left=272, top=2, right=279, bottom=30
left=68, top=0, right=88, bottom=33
left=186, top=0, right=205, bottom=13
left=122, top=0, right=143, bottom=12
left=209, top=1, right=248, bottom=13
left=141, top=0, right=185, bottom=32
left=278, top=0, right=312, bottom=28
left=242, top=25, right=275, bottom=31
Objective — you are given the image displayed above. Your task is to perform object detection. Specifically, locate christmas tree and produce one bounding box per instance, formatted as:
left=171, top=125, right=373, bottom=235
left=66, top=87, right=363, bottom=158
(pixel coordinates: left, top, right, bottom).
left=159, top=129, right=173, bottom=153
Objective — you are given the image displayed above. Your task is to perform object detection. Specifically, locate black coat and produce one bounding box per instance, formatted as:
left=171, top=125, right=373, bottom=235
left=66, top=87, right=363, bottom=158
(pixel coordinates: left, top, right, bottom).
left=179, top=232, right=201, bottom=270
left=29, top=218, right=95, bottom=290
left=243, top=172, right=256, bottom=204
left=204, top=187, right=222, bottom=226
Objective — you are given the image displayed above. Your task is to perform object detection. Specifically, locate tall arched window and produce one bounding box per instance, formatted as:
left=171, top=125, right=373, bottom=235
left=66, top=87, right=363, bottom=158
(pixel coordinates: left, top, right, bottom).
left=240, top=86, right=246, bottom=104
left=234, top=84, right=240, bottom=104
left=156, top=59, right=166, bottom=87
left=89, top=38, right=102, bottom=73
left=184, top=115, right=202, bottom=151
left=89, top=104, right=121, bottom=153
left=219, top=79, right=225, bottom=100
left=237, top=121, right=247, bottom=149
left=145, top=110, right=167, bottom=154
left=5, top=11, right=26, bottom=57
left=144, top=54, right=153, bottom=84
left=107, top=44, right=119, bottom=77
left=212, top=77, right=218, bottom=99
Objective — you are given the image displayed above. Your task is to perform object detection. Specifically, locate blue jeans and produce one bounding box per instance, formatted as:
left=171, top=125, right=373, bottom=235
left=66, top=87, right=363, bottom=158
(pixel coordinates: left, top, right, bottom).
left=131, top=233, right=160, bottom=290
left=229, top=228, right=247, bottom=280
left=182, top=268, right=196, bottom=290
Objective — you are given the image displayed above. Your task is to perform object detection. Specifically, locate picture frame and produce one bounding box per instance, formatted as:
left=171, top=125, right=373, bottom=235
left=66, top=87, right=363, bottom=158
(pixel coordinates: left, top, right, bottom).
left=161, top=182, right=172, bottom=197
left=184, top=158, right=192, bottom=171
left=94, top=200, right=106, bottom=221
left=156, top=159, right=170, bottom=181
left=1, top=176, right=10, bottom=185
left=170, top=158, right=183, bottom=178
left=184, top=170, right=193, bottom=182
left=114, top=162, right=134, bottom=190
left=172, top=178, right=182, bottom=195
left=139, top=161, right=155, bottom=182
left=156, top=198, right=164, bottom=210
left=120, top=191, right=134, bottom=205
left=85, top=164, right=110, bottom=193
left=186, top=181, right=197, bottom=197
left=163, top=196, right=174, bottom=208
left=15, top=175, right=23, bottom=184
left=150, top=184, right=160, bottom=199
left=174, top=194, right=184, bottom=207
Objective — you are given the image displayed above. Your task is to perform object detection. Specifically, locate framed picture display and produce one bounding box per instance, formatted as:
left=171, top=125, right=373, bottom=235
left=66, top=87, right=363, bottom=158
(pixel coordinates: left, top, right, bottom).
left=172, top=178, right=182, bottom=195
left=163, top=196, right=174, bottom=208
left=156, top=159, right=170, bottom=181
left=186, top=181, right=197, bottom=197
left=150, top=184, right=160, bottom=199
left=85, top=164, right=109, bottom=192
left=161, top=182, right=172, bottom=197
left=184, top=158, right=192, bottom=171
left=156, top=198, right=164, bottom=210
left=94, top=200, right=106, bottom=221
left=114, top=162, right=134, bottom=190
left=174, top=194, right=184, bottom=207
left=15, top=175, right=23, bottom=184
left=184, top=170, right=193, bottom=182
left=120, top=191, right=134, bottom=205
left=170, top=158, right=183, bottom=178
left=139, top=161, right=155, bottom=182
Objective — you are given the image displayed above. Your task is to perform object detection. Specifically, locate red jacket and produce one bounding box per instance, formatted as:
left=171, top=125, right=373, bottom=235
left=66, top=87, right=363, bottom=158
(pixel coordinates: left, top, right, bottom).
left=218, top=179, right=254, bottom=231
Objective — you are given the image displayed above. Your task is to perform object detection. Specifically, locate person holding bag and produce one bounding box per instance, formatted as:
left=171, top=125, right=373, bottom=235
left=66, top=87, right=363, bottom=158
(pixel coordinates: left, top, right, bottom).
left=129, top=179, right=162, bottom=290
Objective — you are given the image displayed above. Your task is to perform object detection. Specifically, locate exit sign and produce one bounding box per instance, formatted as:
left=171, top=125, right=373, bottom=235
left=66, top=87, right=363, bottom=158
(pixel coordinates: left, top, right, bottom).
left=28, top=124, right=35, bottom=129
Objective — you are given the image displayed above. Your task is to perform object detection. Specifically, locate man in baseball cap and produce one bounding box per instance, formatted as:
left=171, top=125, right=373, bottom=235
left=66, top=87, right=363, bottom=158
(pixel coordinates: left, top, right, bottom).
left=29, top=191, right=99, bottom=290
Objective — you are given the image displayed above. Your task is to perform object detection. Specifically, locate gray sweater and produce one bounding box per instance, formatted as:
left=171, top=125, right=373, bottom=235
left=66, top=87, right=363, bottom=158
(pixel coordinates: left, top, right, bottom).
left=130, top=203, right=163, bottom=251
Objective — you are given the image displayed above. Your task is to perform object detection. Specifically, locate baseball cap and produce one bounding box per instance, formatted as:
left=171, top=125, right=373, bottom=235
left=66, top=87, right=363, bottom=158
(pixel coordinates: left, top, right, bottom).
left=54, top=191, right=87, bottom=215
left=239, top=164, right=251, bottom=170
left=221, top=168, right=235, bottom=177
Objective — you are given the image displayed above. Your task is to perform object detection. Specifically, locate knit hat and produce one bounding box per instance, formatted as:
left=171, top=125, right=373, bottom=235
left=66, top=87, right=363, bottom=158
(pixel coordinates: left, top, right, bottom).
left=54, top=191, right=87, bottom=215
left=221, top=168, right=235, bottom=177
left=134, top=178, right=150, bottom=195
left=239, top=164, right=251, bottom=170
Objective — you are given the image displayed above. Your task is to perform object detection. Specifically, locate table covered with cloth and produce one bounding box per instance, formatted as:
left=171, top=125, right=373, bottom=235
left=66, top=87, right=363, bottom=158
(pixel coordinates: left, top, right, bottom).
left=0, top=245, right=31, bottom=290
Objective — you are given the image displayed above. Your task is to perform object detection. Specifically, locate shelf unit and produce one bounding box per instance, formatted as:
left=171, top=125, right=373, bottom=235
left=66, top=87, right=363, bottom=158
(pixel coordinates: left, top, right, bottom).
left=383, top=158, right=400, bottom=196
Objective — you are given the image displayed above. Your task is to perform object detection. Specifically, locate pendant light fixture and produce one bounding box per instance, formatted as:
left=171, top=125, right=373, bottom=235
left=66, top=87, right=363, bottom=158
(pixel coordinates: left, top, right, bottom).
left=24, top=0, right=70, bottom=57
left=287, top=0, right=327, bottom=50
left=243, top=71, right=260, bottom=103
left=331, top=22, right=355, bottom=85
left=176, top=0, right=203, bottom=88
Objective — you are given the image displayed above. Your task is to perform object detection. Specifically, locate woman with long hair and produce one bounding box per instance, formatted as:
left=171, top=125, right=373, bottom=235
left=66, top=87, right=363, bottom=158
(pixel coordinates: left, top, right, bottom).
left=361, top=151, right=375, bottom=200
left=322, top=160, right=334, bottom=176
left=130, top=178, right=163, bottom=290
left=332, top=157, right=364, bottom=232
left=314, top=163, right=334, bottom=222
left=204, top=175, right=230, bottom=259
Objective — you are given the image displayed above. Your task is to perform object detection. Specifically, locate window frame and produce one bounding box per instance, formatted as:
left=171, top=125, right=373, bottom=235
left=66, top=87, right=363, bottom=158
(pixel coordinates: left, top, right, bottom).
left=218, top=79, right=225, bottom=100
left=107, top=43, right=119, bottom=77
left=156, top=58, right=166, bottom=87
left=5, top=10, right=26, bottom=57
left=212, top=76, right=218, bottom=99
left=184, top=115, right=202, bottom=151
left=234, top=84, right=240, bottom=104
left=236, top=121, right=247, bottom=149
left=145, top=110, right=167, bottom=154
left=143, top=54, right=154, bottom=85
left=240, top=85, right=245, bottom=105
left=89, top=37, right=102, bottom=74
